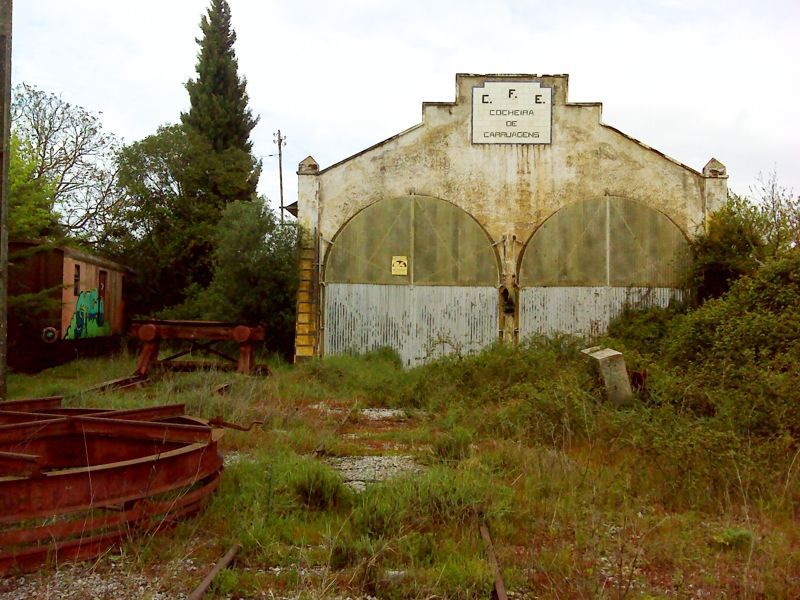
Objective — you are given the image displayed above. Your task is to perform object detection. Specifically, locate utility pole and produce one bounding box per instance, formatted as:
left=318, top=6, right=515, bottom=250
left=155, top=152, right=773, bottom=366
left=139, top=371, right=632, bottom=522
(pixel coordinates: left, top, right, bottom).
left=0, top=0, right=12, bottom=401
left=273, top=129, right=286, bottom=223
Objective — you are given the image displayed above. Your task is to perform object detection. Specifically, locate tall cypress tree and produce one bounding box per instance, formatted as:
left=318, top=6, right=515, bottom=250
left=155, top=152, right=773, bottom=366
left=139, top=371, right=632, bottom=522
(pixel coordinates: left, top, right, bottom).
left=182, top=0, right=259, bottom=155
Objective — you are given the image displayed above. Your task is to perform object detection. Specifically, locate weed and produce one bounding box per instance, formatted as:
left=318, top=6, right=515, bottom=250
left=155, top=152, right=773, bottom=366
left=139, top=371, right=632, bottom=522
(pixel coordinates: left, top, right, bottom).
left=351, top=464, right=510, bottom=541
left=433, top=426, right=473, bottom=462
left=329, top=535, right=379, bottom=570
left=292, top=348, right=407, bottom=406
left=712, top=527, right=754, bottom=551
left=289, top=458, right=351, bottom=511
left=210, top=567, right=239, bottom=595
left=8, top=299, right=800, bottom=599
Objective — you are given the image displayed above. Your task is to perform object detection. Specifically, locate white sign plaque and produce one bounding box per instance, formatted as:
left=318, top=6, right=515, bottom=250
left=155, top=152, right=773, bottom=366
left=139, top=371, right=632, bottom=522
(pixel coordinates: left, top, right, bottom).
left=472, top=81, right=552, bottom=144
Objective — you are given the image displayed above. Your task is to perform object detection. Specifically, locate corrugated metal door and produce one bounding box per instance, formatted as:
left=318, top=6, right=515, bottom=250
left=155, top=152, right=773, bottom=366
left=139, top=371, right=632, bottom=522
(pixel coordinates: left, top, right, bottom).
left=323, top=196, right=500, bottom=366
left=324, top=284, right=498, bottom=367
left=519, top=286, right=687, bottom=337
left=518, top=197, right=690, bottom=339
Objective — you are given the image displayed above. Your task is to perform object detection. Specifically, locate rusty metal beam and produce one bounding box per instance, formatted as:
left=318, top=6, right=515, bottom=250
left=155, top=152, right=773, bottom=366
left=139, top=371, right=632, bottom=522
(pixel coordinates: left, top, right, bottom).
left=77, top=416, right=214, bottom=444
left=0, top=473, right=220, bottom=546
left=90, top=403, right=187, bottom=422
left=0, top=0, right=12, bottom=401
left=188, top=543, right=242, bottom=600
left=479, top=520, right=508, bottom=600
left=129, top=319, right=266, bottom=376
left=0, top=437, right=222, bottom=522
left=0, top=417, right=70, bottom=444
left=0, top=416, right=211, bottom=447
left=0, top=396, right=63, bottom=412
left=0, top=450, right=41, bottom=476
left=36, top=408, right=111, bottom=416
left=86, top=374, right=149, bottom=393
left=0, top=399, right=227, bottom=575
left=130, top=320, right=265, bottom=342
left=0, top=494, right=212, bottom=575
left=0, top=531, right=125, bottom=575
left=0, top=410, right=61, bottom=424
left=0, top=404, right=184, bottom=423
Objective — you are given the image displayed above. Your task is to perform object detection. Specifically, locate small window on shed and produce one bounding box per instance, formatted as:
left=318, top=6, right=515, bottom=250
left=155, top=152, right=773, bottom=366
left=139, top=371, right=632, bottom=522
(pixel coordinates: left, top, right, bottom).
left=73, top=264, right=81, bottom=296
left=99, top=270, right=108, bottom=304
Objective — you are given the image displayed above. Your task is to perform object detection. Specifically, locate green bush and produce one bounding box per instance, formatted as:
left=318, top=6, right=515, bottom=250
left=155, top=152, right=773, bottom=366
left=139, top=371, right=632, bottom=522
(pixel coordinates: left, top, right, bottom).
left=688, top=181, right=799, bottom=303
left=688, top=194, right=767, bottom=302
left=210, top=567, right=239, bottom=595
left=165, top=199, right=300, bottom=357
left=399, top=336, right=584, bottom=410
left=607, top=304, right=683, bottom=354
left=350, top=484, right=407, bottom=538
left=666, top=250, right=800, bottom=369
left=329, top=535, right=382, bottom=570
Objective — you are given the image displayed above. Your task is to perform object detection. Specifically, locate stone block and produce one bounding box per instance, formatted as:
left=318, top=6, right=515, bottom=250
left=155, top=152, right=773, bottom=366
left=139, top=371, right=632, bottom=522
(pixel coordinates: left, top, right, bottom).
left=583, top=346, right=634, bottom=407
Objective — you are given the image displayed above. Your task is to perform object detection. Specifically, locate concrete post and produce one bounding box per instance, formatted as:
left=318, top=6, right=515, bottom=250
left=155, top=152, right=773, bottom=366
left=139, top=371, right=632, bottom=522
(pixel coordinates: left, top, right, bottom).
left=702, top=158, right=728, bottom=232
left=582, top=346, right=634, bottom=407
left=297, top=155, right=320, bottom=240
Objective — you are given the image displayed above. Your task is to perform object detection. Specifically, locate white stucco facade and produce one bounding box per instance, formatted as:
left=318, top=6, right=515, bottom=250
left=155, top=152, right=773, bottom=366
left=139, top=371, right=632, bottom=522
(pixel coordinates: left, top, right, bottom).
left=294, top=73, right=727, bottom=363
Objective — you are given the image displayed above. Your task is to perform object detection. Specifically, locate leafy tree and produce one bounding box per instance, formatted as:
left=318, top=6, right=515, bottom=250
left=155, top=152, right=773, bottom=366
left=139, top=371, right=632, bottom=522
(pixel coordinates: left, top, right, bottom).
left=114, top=124, right=257, bottom=312
left=11, top=83, right=122, bottom=245
left=8, top=133, right=59, bottom=240
left=113, top=1, right=265, bottom=317
left=752, top=170, right=800, bottom=255
left=182, top=0, right=259, bottom=156
left=169, top=200, right=300, bottom=356
left=689, top=174, right=799, bottom=302
left=7, top=133, right=64, bottom=369
left=688, top=194, right=767, bottom=302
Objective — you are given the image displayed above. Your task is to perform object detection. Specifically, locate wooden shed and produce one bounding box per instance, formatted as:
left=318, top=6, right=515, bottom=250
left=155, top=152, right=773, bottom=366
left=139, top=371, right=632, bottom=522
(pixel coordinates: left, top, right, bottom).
left=8, top=241, right=129, bottom=371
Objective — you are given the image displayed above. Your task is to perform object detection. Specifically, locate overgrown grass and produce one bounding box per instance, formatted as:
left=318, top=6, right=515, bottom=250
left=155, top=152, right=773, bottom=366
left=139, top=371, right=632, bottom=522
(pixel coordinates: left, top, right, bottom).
left=6, top=319, right=800, bottom=597
left=433, top=425, right=473, bottom=462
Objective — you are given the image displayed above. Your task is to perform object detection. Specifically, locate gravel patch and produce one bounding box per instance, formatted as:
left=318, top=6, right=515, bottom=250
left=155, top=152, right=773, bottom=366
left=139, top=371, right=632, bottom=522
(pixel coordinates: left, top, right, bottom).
left=326, top=455, right=422, bottom=492
left=357, top=408, right=408, bottom=421
left=0, top=557, right=197, bottom=600
left=223, top=450, right=255, bottom=467
left=309, top=404, right=411, bottom=422
left=308, top=402, right=345, bottom=414
left=1, top=560, right=384, bottom=599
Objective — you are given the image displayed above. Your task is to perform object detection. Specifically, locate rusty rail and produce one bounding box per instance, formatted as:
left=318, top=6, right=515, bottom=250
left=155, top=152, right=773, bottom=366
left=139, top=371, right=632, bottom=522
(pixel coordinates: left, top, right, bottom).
left=187, top=543, right=242, bottom=600
left=479, top=520, right=508, bottom=600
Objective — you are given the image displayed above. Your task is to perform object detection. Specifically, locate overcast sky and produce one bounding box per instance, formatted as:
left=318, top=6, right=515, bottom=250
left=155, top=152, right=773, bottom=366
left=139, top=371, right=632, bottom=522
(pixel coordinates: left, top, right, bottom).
left=12, top=0, right=800, bottom=216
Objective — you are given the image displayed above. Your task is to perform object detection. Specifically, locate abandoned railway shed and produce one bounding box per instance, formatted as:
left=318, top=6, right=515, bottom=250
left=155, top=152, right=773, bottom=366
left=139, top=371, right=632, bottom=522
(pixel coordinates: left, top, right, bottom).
left=293, top=73, right=728, bottom=366
left=8, top=241, right=129, bottom=371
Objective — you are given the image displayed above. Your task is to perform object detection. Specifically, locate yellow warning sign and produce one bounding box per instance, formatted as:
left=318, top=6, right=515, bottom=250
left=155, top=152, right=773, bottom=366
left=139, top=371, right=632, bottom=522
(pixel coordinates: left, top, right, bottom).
left=391, top=256, right=408, bottom=276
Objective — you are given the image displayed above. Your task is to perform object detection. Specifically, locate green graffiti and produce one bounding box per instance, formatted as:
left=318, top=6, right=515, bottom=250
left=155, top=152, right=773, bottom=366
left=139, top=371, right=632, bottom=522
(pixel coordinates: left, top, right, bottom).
left=64, top=288, right=112, bottom=340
